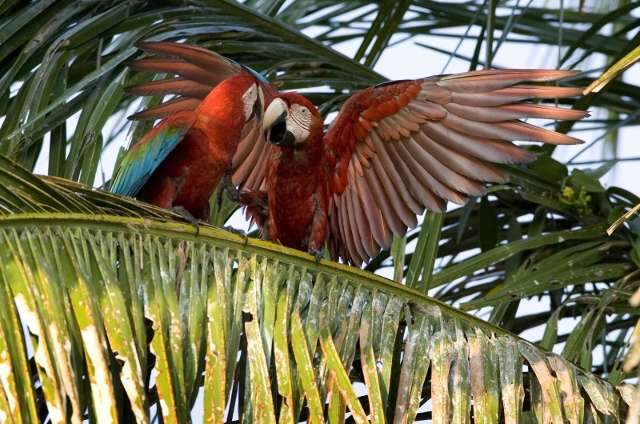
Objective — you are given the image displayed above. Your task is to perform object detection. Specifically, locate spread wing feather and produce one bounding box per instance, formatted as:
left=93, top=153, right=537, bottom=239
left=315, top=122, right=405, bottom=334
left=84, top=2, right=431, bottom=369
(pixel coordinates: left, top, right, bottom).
left=110, top=111, right=195, bottom=197
left=127, top=78, right=213, bottom=99
left=126, top=41, right=277, bottom=192
left=325, top=69, right=587, bottom=263
left=128, top=97, right=201, bottom=121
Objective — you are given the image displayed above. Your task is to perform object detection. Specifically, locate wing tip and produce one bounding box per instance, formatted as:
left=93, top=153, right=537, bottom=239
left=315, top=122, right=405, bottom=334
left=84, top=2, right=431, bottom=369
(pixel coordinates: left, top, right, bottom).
left=532, top=69, right=581, bottom=81
left=134, top=40, right=154, bottom=51
left=126, top=58, right=153, bottom=72
left=134, top=40, right=184, bottom=54
left=127, top=111, right=146, bottom=121
left=553, top=133, right=585, bottom=145
left=124, top=83, right=147, bottom=96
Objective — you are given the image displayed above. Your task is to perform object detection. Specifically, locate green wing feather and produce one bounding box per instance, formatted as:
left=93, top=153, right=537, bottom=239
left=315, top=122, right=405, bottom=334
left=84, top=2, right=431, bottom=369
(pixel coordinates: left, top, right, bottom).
left=110, top=111, right=195, bottom=197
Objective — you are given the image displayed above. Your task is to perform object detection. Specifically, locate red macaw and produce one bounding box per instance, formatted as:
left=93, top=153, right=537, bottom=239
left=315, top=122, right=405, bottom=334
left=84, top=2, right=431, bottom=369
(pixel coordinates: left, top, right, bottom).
left=110, top=42, right=275, bottom=219
left=248, top=70, right=587, bottom=264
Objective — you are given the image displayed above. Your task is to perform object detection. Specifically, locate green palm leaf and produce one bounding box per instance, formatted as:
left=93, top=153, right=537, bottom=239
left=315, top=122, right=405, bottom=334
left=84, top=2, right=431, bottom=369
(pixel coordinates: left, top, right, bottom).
left=0, top=154, right=629, bottom=422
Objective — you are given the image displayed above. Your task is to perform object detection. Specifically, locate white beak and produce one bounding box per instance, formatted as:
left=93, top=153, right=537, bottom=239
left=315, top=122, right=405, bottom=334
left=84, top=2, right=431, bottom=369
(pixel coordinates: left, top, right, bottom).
left=262, top=98, right=288, bottom=131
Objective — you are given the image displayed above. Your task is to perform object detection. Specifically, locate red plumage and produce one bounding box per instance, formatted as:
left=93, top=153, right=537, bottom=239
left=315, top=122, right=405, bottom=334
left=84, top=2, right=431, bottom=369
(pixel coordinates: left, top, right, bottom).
left=112, top=42, right=274, bottom=220
left=119, top=42, right=587, bottom=265
left=264, top=94, right=329, bottom=252
left=251, top=70, right=587, bottom=264
left=139, top=75, right=255, bottom=218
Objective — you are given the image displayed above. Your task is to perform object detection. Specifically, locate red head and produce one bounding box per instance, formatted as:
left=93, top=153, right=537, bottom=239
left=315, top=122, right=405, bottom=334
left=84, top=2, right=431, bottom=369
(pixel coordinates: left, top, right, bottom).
left=262, top=92, right=323, bottom=149
left=198, top=74, right=265, bottom=125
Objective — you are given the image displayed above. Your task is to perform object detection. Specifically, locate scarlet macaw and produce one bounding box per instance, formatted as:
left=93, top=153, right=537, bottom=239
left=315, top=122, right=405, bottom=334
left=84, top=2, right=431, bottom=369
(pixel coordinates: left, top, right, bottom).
left=252, top=70, right=587, bottom=264
left=110, top=42, right=274, bottom=219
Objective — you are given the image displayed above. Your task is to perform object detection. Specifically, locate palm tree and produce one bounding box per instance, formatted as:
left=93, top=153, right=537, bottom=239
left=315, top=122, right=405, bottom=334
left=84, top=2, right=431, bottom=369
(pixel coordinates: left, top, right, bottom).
left=0, top=0, right=638, bottom=422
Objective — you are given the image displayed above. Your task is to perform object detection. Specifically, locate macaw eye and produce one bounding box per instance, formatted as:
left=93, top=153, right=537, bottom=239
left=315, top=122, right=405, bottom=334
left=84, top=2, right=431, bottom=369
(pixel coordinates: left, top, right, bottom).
left=290, top=104, right=311, bottom=130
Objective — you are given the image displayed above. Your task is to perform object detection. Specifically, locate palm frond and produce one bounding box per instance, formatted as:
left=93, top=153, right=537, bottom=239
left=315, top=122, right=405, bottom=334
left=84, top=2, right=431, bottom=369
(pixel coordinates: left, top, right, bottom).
left=624, top=286, right=640, bottom=424
left=584, top=41, right=640, bottom=94
left=0, top=154, right=629, bottom=423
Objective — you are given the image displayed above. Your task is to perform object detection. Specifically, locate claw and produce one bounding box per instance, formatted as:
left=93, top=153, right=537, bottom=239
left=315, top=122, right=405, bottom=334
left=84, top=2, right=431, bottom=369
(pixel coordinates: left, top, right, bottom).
left=226, top=185, right=241, bottom=202
left=309, top=248, right=325, bottom=263
left=225, top=179, right=241, bottom=202
left=222, top=172, right=240, bottom=202
left=171, top=206, right=201, bottom=236
left=224, top=225, right=248, bottom=245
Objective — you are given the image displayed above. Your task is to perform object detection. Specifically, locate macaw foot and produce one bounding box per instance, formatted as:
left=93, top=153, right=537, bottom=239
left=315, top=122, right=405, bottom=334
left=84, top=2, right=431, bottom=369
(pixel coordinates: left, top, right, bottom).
left=171, top=206, right=202, bottom=236
left=224, top=225, right=249, bottom=245
left=309, top=248, right=325, bottom=264
left=221, top=173, right=241, bottom=202
left=225, top=185, right=241, bottom=202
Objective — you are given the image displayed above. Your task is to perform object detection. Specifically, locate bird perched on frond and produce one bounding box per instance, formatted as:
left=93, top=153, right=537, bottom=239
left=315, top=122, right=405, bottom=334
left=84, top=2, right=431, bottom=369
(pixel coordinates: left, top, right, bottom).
left=116, top=41, right=587, bottom=265
left=110, top=42, right=276, bottom=220
left=250, top=69, right=586, bottom=264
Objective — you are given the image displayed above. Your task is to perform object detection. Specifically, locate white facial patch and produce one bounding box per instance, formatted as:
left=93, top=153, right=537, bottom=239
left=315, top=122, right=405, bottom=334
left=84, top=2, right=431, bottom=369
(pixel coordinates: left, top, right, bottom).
left=241, top=83, right=259, bottom=122
left=287, top=104, right=311, bottom=144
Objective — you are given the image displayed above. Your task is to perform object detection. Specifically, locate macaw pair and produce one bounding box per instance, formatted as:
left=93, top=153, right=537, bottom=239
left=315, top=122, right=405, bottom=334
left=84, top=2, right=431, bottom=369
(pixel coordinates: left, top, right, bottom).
left=111, top=42, right=586, bottom=264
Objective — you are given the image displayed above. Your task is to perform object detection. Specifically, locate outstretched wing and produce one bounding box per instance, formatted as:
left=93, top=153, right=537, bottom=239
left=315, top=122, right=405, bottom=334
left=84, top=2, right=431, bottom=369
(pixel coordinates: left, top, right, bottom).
left=110, top=111, right=195, bottom=197
left=127, top=41, right=277, bottom=192
left=325, top=69, right=587, bottom=264
left=128, top=42, right=243, bottom=120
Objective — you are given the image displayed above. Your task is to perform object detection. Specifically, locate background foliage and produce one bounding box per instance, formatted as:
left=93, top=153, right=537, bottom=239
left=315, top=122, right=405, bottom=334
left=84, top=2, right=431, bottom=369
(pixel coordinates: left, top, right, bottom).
left=0, top=0, right=639, bottom=422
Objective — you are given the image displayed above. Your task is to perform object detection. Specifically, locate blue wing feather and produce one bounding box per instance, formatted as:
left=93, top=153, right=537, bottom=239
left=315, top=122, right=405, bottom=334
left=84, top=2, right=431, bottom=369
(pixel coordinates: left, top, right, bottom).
left=241, top=64, right=269, bottom=85
left=110, top=112, right=195, bottom=196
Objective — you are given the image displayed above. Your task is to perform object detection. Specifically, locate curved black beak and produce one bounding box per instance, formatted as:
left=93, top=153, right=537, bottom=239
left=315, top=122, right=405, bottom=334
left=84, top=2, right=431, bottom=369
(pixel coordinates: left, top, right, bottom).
left=263, top=98, right=295, bottom=148
left=266, top=112, right=295, bottom=147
